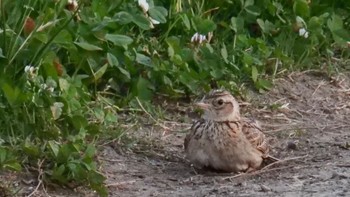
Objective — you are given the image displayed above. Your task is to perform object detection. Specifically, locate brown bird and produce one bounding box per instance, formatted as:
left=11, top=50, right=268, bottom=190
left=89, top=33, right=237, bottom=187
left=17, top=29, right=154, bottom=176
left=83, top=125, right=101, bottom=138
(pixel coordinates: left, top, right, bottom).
left=184, top=89, right=276, bottom=173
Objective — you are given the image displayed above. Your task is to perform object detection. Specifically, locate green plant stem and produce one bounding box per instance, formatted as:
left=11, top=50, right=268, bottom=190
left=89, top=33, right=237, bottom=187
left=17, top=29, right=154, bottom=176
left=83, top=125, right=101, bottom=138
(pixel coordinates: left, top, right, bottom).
left=30, top=3, right=83, bottom=66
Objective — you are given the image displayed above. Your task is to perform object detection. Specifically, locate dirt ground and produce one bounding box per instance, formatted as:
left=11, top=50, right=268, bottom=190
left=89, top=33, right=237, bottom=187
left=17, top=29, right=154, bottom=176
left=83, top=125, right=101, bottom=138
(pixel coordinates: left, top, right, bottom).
left=2, top=71, right=350, bottom=197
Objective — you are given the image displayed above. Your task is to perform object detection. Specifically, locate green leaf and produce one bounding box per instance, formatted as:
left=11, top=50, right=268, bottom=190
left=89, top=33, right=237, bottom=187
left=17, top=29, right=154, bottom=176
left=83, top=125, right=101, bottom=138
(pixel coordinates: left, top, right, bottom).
left=256, top=79, right=273, bottom=92
left=327, top=14, right=350, bottom=43
left=59, top=78, right=70, bottom=92
left=105, top=34, right=133, bottom=46
left=74, top=42, right=103, bottom=51
left=136, top=53, right=153, bottom=67
left=245, top=5, right=261, bottom=16
left=195, top=18, right=216, bottom=34
left=93, top=63, right=108, bottom=81
left=107, top=53, right=119, bottom=67
left=48, top=140, right=60, bottom=157
left=137, top=77, right=152, bottom=100
left=113, top=11, right=133, bottom=24
left=251, top=66, right=258, bottom=82
left=230, top=17, right=244, bottom=34
left=1, top=83, right=23, bottom=105
left=117, top=67, right=131, bottom=79
left=148, top=6, right=168, bottom=23
left=257, top=19, right=275, bottom=34
left=0, top=48, right=5, bottom=58
left=4, top=162, right=21, bottom=171
left=84, top=144, right=96, bottom=159
left=180, top=14, right=191, bottom=30
left=50, top=102, right=64, bottom=120
left=132, top=14, right=151, bottom=30
left=23, top=139, right=40, bottom=158
left=293, top=0, right=310, bottom=18
left=221, top=44, right=228, bottom=63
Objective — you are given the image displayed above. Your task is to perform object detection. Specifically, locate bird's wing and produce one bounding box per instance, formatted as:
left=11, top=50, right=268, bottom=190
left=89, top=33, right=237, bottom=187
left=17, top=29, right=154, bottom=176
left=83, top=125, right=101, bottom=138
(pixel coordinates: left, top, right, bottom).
left=241, top=117, right=269, bottom=157
left=184, top=119, right=202, bottom=150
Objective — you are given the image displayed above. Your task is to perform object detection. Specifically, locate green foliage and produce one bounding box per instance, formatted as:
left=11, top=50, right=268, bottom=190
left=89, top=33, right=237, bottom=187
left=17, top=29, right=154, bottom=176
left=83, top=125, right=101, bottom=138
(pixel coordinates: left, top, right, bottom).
left=0, top=0, right=349, bottom=195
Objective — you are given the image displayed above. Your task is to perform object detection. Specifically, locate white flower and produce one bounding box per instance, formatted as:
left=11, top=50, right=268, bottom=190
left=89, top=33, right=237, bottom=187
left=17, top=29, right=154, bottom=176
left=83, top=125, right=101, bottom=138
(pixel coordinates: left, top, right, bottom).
left=298, top=28, right=309, bottom=38
left=68, top=0, right=78, bottom=8
left=191, top=32, right=207, bottom=44
left=24, top=65, right=31, bottom=73
left=138, top=0, right=149, bottom=13
left=29, top=66, right=35, bottom=74
left=40, top=84, right=48, bottom=90
left=24, top=65, right=37, bottom=78
left=47, top=87, right=54, bottom=93
left=149, top=17, right=160, bottom=25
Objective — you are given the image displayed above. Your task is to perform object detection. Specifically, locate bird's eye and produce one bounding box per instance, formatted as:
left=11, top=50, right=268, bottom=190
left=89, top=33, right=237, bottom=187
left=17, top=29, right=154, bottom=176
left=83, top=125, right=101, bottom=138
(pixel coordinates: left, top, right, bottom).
left=217, top=99, right=224, bottom=105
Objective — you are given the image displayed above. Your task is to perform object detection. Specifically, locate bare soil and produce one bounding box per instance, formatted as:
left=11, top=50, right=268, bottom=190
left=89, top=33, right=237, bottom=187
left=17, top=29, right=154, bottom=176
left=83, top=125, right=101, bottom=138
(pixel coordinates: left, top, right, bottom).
left=2, top=71, right=350, bottom=196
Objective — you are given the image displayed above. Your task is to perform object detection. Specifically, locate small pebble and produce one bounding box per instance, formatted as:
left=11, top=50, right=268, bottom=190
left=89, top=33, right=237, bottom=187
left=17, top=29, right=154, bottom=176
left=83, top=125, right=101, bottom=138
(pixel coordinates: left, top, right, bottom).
left=260, top=184, right=271, bottom=192
left=286, top=141, right=298, bottom=150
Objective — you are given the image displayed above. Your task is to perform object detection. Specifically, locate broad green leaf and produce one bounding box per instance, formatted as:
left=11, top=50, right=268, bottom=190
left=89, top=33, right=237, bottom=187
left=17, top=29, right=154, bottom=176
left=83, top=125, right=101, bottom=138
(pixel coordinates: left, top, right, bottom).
left=256, top=79, right=273, bottom=92
left=1, top=83, right=22, bottom=105
left=4, top=162, right=21, bottom=171
left=74, top=42, right=103, bottom=51
left=84, top=144, right=96, bottom=159
left=180, top=14, right=191, bottom=30
left=105, top=112, right=118, bottom=122
left=53, top=30, right=72, bottom=44
left=94, top=63, right=108, bottom=81
left=34, top=33, right=49, bottom=43
left=251, top=66, right=258, bottom=82
left=327, top=14, right=350, bottom=43
left=245, top=5, right=261, bottom=16
left=113, top=11, right=133, bottom=24
left=136, top=53, right=153, bottom=67
left=244, top=0, right=254, bottom=7
left=107, top=53, right=119, bottom=67
left=59, top=78, right=70, bottom=92
left=137, top=77, right=152, bottom=100
left=117, top=67, right=131, bottom=79
left=230, top=17, right=244, bottom=34
left=132, top=14, right=151, bottom=30
left=195, top=19, right=216, bottom=34
left=293, top=0, right=309, bottom=18
left=257, top=19, right=275, bottom=34
left=221, top=44, right=228, bottom=63
left=210, top=69, right=224, bottom=79
left=48, top=140, right=60, bottom=157
left=23, top=140, right=40, bottom=157
left=148, top=6, right=168, bottom=23
left=105, top=34, right=133, bottom=46
left=50, top=102, right=64, bottom=120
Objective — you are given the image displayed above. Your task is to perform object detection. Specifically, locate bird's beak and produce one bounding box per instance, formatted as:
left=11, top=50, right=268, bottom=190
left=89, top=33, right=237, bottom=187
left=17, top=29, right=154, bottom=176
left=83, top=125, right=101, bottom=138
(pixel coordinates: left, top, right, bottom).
left=194, top=102, right=210, bottom=110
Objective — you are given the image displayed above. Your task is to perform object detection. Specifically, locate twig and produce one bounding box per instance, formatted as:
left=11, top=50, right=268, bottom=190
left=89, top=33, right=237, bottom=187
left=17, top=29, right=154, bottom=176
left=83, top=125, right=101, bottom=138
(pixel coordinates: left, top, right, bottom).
left=27, top=159, right=45, bottom=197
left=221, top=155, right=308, bottom=181
left=106, top=180, right=136, bottom=187
left=261, top=155, right=308, bottom=170
left=311, top=80, right=326, bottom=97
left=135, top=97, right=184, bottom=133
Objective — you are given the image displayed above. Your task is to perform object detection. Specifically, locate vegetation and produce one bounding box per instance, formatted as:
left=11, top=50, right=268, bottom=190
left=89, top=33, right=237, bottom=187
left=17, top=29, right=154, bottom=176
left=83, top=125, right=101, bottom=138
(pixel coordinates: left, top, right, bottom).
left=0, top=0, right=349, bottom=196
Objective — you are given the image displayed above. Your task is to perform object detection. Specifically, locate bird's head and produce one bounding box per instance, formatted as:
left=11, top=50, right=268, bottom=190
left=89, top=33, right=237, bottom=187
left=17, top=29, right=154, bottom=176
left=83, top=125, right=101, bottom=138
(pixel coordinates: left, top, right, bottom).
left=195, top=89, right=240, bottom=122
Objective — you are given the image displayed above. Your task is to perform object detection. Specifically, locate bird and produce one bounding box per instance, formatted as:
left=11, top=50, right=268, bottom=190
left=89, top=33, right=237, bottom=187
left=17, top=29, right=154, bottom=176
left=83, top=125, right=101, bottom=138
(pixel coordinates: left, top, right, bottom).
left=184, top=89, right=276, bottom=173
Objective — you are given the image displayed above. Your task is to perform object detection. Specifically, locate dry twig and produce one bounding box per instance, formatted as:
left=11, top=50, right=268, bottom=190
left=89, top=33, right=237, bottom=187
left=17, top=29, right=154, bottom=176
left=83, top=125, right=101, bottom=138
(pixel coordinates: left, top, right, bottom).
left=27, top=159, right=46, bottom=197
left=221, top=155, right=308, bottom=181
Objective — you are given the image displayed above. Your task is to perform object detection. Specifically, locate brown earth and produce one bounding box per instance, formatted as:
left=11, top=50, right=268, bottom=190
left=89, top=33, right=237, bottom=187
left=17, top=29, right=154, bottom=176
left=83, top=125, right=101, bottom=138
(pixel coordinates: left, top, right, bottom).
left=2, top=71, right=350, bottom=196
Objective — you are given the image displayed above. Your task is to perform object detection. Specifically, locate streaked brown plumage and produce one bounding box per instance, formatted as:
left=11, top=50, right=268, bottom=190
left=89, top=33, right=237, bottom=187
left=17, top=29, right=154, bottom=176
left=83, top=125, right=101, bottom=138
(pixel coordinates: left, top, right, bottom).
left=184, top=89, right=275, bottom=172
